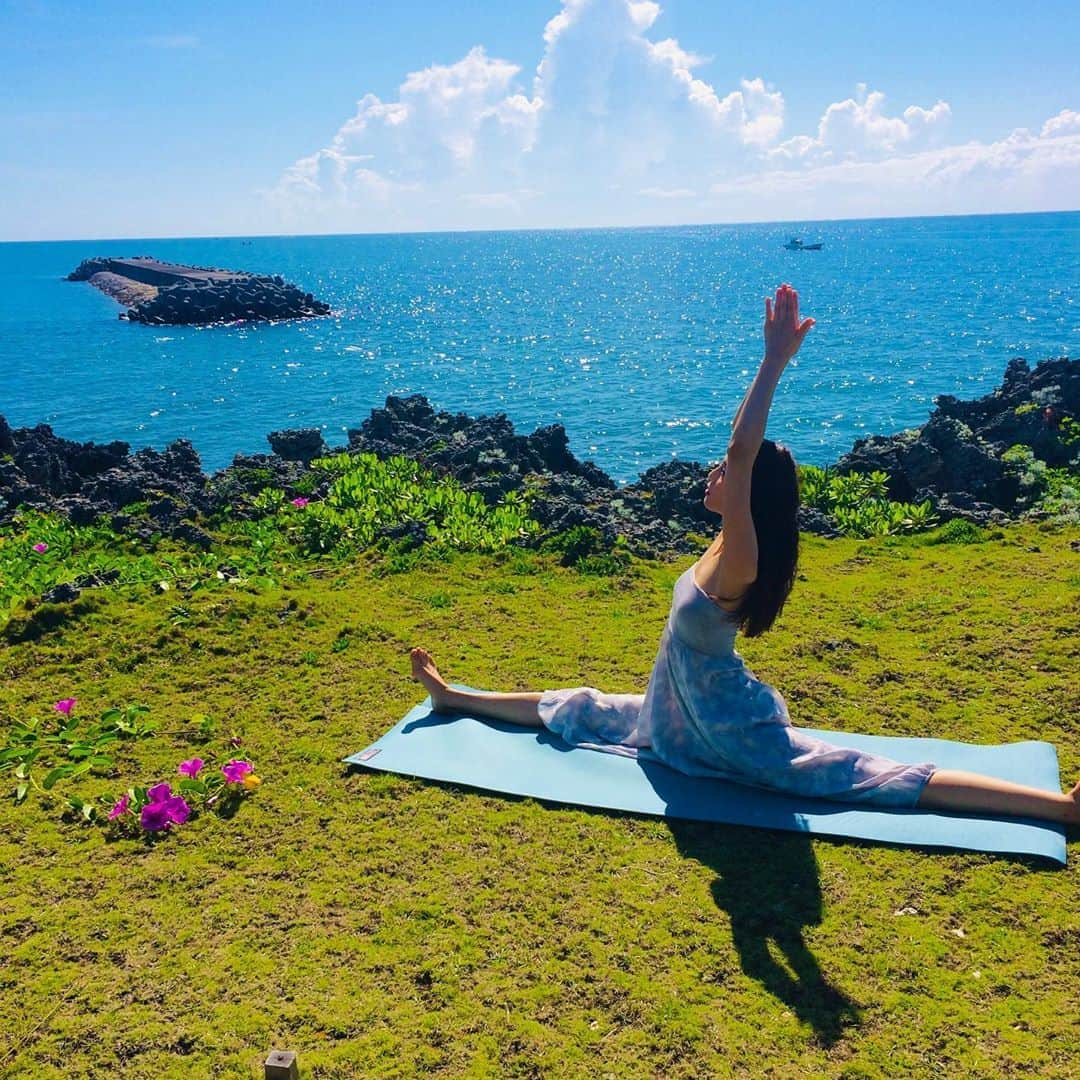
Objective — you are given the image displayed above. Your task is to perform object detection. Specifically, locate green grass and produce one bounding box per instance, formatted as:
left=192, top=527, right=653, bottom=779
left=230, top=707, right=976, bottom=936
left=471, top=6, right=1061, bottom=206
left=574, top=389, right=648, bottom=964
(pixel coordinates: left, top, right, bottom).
left=0, top=524, right=1078, bottom=1077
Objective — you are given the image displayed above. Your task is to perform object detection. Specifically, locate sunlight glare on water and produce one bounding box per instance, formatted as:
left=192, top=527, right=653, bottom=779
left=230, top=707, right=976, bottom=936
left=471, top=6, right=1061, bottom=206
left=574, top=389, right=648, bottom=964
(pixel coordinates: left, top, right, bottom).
left=1, top=212, right=1075, bottom=484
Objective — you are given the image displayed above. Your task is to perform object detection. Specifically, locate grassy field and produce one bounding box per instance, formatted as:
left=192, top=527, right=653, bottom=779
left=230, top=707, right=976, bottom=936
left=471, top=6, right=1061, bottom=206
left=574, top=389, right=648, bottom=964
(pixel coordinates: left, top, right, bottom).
left=1, top=523, right=1078, bottom=1078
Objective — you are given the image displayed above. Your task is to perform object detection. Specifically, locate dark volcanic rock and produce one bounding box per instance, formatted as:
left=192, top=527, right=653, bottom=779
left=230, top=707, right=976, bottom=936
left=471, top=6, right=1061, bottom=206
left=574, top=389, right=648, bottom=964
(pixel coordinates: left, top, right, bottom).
left=1, top=356, right=1074, bottom=555
left=624, top=461, right=715, bottom=529
left=54, top=495, right=106, bottom=526
left=835, top=356, right=1076, bottom=522
left=377, top=520, right=430, bottom=549
left=0, top=422, right=210, bottom=526
left=797, top=506, right=842, bottom=538
left=0, top=415, right=14, bottom=456
left=934, top=357, right=1078, bottom=465
left=840, top=415, right=1016, bottom=506
left=208, top=453, right=313, bottom=515
left=918, top=489, right=1011, bottom=528
left=170, top=522, right=213, bottom=550
left=346, top=394, right=706, bottom=556
left=349, top=394, right=617, bottom=492
left=41, top=582, right=82, bottom=604
left=268, top=428, right=327, bottom=463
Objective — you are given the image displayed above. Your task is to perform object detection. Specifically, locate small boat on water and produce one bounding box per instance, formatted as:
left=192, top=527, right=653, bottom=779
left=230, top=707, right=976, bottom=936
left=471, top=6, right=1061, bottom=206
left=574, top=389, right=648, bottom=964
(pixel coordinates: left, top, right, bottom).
left=784, top=237, right=823, bottom=251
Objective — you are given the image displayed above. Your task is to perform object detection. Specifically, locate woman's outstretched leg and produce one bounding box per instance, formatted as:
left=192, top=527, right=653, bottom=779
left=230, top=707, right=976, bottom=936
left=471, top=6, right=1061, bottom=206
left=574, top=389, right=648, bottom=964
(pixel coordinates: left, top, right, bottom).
left=410, top=647, right=544, bottom=728
left=917, top=769, right=1080, bottom=825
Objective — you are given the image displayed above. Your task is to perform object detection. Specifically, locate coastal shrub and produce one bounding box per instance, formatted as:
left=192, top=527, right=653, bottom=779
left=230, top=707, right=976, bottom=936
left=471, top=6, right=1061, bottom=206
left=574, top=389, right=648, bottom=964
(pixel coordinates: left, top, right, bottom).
left=291, top=471, right=322, bottom=496
left=0, top=510, right=217, bottom=620
left=268, top=452, right=543, bottom=557
left=921, top=518, right=988, bottom=545
left=575, top=551, right=632, bottom=575
left=1001, top=443, right=1080, bottom=521
left=798, top=466, right=938, bottom=538
left=541, top=525, right=606, bottom=564
left=540, top=526, right=631, bottom=575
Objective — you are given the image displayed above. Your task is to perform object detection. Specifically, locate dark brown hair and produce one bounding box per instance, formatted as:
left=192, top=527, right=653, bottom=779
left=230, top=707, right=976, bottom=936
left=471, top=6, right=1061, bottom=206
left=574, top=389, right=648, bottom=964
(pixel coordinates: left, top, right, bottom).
left=733, top=440, right=800, bottom=637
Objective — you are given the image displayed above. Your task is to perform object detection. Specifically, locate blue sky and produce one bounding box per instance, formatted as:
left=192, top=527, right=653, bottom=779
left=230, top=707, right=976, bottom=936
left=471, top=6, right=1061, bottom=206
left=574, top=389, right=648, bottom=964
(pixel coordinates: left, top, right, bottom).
left=1, top=0, right=1077, bottom=240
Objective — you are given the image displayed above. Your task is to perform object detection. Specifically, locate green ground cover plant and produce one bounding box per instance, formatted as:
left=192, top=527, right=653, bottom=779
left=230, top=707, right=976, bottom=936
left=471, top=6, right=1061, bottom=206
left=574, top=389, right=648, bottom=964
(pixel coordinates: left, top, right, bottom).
left=0, top=511, right=1076, bottom=1077
left=1001, top=444, right=1080, bottom=524
left=0, top=452, right=542, bottom=620
left=798, top=466, right=939, bottom=537
left=242, top=451, right=540, bottom=558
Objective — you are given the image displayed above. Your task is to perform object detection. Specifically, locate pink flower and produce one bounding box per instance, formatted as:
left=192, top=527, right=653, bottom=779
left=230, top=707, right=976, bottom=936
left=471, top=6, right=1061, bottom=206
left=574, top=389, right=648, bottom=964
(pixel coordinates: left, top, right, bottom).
left=178, top=758, right=204, bottom=778
left=108, top=794, right=131, bottom=820
left=165, top=796, right=191, bottom=825
left=222, top=759, right=254, bottom=784
left=54, top=698, right=77, bottom=716
left=140, top=801, right=172, bottom=831
left=140, top=782, right=192, bottom=832
left=32, top=542, right=48, bottom=554
left=291, top=497, right=309, bottom=508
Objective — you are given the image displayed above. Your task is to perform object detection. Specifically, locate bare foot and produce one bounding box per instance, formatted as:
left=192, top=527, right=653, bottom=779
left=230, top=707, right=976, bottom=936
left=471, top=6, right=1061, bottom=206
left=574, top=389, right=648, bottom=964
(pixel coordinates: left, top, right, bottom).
left=1069, top=781, right=1080, bottom=826
left=410, top=647, right=453, bottom=711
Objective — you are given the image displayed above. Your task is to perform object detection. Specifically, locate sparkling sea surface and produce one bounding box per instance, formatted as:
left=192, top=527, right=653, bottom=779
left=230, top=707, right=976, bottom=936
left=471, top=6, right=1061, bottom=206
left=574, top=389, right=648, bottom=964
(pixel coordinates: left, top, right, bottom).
left=1, top=213, right=1076, bottom=484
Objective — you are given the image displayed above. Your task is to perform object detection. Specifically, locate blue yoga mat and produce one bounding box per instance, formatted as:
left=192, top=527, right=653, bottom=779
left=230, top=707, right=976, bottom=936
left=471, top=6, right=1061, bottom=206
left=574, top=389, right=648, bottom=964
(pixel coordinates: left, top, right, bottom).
left=345, top=685, right=1067, bottom=864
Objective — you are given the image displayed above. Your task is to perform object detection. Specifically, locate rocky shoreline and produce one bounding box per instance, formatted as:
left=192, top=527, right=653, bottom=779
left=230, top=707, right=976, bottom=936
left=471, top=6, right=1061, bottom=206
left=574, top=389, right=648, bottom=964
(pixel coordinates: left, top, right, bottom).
left=67, top=256, right=332, bottom=325
left=1, top=357, right=1075, bottom=559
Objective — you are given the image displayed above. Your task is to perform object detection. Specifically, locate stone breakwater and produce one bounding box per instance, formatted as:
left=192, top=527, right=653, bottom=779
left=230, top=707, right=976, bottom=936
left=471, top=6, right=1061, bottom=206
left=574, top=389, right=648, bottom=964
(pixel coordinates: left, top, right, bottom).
left=0, top=357, right=1075, bottom=559
left=66, top=256, right=331, bottom=325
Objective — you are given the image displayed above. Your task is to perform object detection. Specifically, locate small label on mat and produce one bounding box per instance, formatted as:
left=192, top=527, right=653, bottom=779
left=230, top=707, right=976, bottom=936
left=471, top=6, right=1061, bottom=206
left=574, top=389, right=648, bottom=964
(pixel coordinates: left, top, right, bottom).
left=356, top=748, right=381, bottom=761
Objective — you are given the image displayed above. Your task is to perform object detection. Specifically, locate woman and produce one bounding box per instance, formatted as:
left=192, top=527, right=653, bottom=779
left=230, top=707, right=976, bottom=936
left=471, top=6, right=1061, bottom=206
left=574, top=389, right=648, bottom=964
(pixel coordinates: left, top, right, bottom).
left=410, top=284, right=1079, bottom=826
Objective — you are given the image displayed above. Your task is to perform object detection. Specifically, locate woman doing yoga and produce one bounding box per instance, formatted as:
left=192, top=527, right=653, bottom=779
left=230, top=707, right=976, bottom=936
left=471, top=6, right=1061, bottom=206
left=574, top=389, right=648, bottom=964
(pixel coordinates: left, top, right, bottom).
left=410, top=284, right=1079, bottom=826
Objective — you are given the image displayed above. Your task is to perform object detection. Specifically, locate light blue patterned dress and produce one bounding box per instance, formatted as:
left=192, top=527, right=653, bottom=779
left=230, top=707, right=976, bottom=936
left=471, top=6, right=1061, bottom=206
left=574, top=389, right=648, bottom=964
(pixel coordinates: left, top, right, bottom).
left=538, top=565, right=935, bottom=807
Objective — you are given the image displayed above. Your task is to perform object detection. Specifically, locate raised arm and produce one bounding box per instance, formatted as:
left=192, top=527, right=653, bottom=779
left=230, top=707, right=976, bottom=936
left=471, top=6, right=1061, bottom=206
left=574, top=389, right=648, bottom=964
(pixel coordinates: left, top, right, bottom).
left=697, top=285, right=813, bottom=601
left=728, top=284, right=815, bottom=455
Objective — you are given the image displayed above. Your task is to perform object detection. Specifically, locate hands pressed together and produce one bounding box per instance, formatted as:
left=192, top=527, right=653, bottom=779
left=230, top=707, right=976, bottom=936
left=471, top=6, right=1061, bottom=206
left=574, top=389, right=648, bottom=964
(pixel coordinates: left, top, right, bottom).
left=764, top=283, right=815, bottom=367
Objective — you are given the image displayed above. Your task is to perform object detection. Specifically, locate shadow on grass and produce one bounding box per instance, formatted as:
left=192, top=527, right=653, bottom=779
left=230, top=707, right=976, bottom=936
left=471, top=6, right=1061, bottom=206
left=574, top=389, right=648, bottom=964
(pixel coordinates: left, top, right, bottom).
left=666, top=819, right=860, bottom=1047
left=351, top=707, right=862, bottom=1045
left=351, top=704, right=1064, bottom=1044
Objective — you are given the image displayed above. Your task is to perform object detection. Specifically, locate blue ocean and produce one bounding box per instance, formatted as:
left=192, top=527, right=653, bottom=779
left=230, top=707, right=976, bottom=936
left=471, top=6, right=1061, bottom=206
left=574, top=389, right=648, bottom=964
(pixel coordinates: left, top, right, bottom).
left=1, top=212, right=1076, bottom=484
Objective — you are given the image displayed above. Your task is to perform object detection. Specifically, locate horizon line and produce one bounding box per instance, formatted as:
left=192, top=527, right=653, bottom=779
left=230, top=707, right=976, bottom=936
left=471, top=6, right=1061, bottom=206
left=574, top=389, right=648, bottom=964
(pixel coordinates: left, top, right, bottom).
left=1, top=206, right=1077, bottom=246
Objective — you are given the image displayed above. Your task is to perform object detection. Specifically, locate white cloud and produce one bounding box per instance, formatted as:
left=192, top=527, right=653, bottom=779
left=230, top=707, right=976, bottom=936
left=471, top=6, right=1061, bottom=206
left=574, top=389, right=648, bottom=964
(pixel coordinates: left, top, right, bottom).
left=639, top=186, right=696, bottom=198
left=649, top=37, right=708, bottom=70
left=271, top=0, right=790, bottom=229
left=267, top=1, right=1076, bottom=231
left=1041, top=108, right=1080, bottom=138
left=627, top=1, right=661, bottom=30
left=713, top=125, right=1080, bottom=220
left=770, top=86, right=950, bottom=164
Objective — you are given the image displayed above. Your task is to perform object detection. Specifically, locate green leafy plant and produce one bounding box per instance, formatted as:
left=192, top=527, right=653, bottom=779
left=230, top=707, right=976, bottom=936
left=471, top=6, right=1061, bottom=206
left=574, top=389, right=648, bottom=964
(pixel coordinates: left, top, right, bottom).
left=272, top=452, right=541, bottom=558
left=1002, top=443, right=1080, bottom=521
left=798, top=466, right=938, bottom=538
left=1, top=701, right=156, bottom=803
left=922, top=518, right=989, bottom=545
left=539, top=526, right=630, bottom=575
left=0, top=509, right=224, bottom=623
